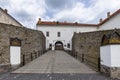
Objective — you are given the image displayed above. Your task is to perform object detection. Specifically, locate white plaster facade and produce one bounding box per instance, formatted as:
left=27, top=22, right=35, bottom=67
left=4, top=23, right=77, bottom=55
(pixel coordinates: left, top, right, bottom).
left=100, top=45, right=120, bottom=67
left=0, top=8, right=22, bottom=26
left=100, top=45, right=111, bottom=67
left=37, top=25, right=97, bottom=50
left=37, top=9, right=120, bottom=50
left=10, top=46, right=21, bottom=65
left=99, top=13, right=120, bottom=30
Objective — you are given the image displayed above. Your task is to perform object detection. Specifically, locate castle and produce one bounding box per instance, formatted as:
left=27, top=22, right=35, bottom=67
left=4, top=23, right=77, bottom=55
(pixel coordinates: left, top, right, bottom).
left=36, top=9, right=120, bottom=78
left=1, top=7, right=120, bottom=78
left=36, top=9, right=120, bottom=50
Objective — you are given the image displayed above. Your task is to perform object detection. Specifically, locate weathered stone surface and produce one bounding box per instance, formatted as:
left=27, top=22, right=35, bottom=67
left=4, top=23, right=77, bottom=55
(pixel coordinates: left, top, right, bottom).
left=72, top=29, right=120, bottom=79
left=100, top=65, right=110, bottom=76
left=0, top=23, right=45, bottom=66
left=72, top=29, right=120, bottom=71
left=101, top=65, right=120, bottom=79
left=13, top=50, right=96, bottom=74
left=0, top=64, right=11, bottom=72
left=0, top=73, right=119, bottom=80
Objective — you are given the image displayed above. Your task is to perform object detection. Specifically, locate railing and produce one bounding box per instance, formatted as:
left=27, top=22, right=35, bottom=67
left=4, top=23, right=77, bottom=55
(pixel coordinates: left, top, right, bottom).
left=65, top=50, right=73, bottom=56
left=22, top=50, right=47, bottom=66
left=67, top=51, right=100, bottom=71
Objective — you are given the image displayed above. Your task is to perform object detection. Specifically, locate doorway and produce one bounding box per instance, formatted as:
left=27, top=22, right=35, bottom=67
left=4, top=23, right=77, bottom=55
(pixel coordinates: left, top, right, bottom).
left=10, top=38, right=21, bottom=66
left=55, top=41, right=64, bottom=50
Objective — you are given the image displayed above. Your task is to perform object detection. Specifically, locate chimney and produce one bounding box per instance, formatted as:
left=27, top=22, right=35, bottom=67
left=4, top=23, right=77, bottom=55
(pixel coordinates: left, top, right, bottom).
left=4, top=9, right=8, bottom=13
left=107, top=12, right=110, bottom=17
left=99, top=18, right=103, bottom=23
left=56, top=21, right=59, bottom=24
left=38, top=18, right=42, bottom=23
left=75, top=22, right=78, bottom=24
left=39, top=18, right=41, bottom=21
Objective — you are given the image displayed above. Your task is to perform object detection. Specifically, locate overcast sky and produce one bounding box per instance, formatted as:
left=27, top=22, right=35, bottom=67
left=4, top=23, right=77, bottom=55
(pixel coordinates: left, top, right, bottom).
left=0, top=0, right=120, bottom=29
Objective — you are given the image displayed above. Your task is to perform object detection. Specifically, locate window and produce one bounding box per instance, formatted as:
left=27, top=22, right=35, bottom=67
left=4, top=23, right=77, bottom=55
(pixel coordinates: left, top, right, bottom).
left=49, top=43, right=52, bottom=50
left=58, top=32, right=61, bottom=37
left=46, top=31, right=49, bottom=37
left=49, top=44, right=52, bottom=47
left=67, top=43, right=70, bottom=48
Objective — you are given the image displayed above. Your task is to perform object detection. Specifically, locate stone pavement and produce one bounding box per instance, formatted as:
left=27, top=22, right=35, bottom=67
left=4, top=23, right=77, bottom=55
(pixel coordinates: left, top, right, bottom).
left=0, top=50, right=119, bottom=80
left=0, top=73, right=119, bottom=80
left=13, top=50, right=96, bottom=74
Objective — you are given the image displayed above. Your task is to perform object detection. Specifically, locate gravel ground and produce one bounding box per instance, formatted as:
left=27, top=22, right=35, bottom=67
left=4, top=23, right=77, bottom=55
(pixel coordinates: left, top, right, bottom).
left=0, top=72, right=119, bottom=80
left=0, top=51, right=119, bottom=80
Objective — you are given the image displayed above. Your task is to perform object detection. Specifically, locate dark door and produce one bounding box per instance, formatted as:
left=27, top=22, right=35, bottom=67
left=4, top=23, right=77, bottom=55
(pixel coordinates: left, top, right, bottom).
left=55, top=41, right=63, bottom=50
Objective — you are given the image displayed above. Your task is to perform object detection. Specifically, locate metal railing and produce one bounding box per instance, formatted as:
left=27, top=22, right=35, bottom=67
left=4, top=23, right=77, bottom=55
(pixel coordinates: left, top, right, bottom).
left=67, top=51, right=100, bottom=71
left=22, top=50, right=47, bottom=66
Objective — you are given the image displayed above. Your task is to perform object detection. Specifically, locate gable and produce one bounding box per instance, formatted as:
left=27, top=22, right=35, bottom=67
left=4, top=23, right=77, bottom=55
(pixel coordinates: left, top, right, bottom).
left=0, top=8, right=22, bottom=27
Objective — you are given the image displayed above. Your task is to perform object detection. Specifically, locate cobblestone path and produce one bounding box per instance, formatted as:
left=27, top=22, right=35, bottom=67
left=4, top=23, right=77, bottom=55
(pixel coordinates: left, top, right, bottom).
left=0, top=50, right=119, bottom=80
left=13, top=50, right=96, bottom=73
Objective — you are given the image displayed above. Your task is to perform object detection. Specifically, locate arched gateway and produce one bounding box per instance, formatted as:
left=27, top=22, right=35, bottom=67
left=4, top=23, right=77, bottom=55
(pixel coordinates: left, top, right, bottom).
left=55, top=41, right=64, bottom=50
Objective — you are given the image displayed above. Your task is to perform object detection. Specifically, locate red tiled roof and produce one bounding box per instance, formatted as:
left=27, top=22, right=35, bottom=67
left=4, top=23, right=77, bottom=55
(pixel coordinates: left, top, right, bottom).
left=37, top=21, right=97, bottom=27
left=37, top=9, right=120, bottom=27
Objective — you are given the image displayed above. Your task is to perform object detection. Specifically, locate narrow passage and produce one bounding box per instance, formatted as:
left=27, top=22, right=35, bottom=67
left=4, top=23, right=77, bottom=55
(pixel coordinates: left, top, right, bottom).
left=13, top=50, right=96, bottom=74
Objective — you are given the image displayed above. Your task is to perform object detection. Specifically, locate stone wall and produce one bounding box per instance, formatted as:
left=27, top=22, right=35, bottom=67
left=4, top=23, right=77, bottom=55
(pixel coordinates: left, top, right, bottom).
left=72, top=29, right=120, bottom=71
left=0, top=23, right=46, bottom=67
left=101, top=65, right=120, bottom=79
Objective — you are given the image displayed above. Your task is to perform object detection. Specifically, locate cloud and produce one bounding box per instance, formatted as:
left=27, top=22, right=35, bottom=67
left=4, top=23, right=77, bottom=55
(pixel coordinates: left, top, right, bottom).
left=50, top=3, right=85, bottom=22
left=10, top=0, right=46, bottom=28
left=47, top=1, right=96, bottom=23
left=0, top=0, right=46, bottom=28
left=48, top=0, right=120, bottom=24
left=0, top=0, right=10, bottom=8
left=0, top=0, right=120, bottom=29
left=45, top=0, right=75, bottom=11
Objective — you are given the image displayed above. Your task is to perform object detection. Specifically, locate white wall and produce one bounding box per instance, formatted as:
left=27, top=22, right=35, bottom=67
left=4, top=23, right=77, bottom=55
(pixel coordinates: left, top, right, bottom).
left=10, top=46, right=21, bottom=65
left=100, top=45, right=120, bottom=67
left=99, top=14, right=120, bottom=30
left=100, top=45, right=111, bottom=67
left=37, top=12, right=120, bottom=51
left=111, top=45, right=120, bottom=67
left=0, top=9, right=21, bottom=26
left=37, top=25, right=97, bottom=50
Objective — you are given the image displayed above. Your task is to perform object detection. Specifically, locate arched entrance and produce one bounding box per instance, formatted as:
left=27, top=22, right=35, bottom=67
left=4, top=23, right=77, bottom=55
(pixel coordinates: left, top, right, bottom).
left=55, top=41, right=64, bottom=50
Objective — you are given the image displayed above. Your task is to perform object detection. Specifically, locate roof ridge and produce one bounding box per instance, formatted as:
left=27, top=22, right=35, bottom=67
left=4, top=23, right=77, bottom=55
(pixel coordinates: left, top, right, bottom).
left=0, top=7, right=23, bottom=26
left=37, top=9, right=120, bottom=27
left=98, top=9, right=120, bottom=26
left=37, top=20, right=98, bottom=27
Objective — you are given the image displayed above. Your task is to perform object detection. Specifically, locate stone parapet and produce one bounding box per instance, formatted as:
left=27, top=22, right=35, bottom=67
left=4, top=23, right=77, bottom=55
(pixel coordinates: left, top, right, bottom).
left=0, top=23, right=46, bottom=69
left=72, top=29, right=120, bottom=79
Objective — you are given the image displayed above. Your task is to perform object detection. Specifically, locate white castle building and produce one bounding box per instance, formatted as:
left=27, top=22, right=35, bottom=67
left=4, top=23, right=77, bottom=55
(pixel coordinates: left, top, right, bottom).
left=36, top=9, right=120, bottom=50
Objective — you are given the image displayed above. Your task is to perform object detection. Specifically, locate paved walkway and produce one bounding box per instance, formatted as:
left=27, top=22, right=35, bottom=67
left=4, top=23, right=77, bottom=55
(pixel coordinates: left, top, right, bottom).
left=0, top=72, right=119, bottom=80
left=0, top=51, right=119, bottom=80
left=13, top=50, right=96, bottom=74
